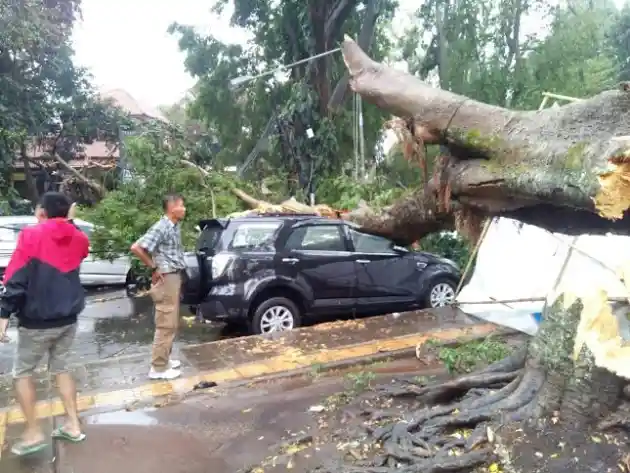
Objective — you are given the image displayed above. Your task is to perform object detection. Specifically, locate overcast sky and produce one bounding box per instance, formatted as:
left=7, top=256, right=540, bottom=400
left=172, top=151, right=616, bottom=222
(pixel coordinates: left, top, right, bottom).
left=71, top=0, right=627, bottom=108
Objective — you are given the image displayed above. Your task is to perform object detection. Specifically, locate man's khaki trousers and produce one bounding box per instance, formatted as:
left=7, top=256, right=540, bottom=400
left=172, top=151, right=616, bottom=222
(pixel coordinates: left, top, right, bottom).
left=150, top=272, right=181, bottom=370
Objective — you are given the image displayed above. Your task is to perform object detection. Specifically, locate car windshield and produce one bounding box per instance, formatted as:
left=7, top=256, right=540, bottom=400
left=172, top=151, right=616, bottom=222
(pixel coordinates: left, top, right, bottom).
left=229, top=222, right=281, bottom=249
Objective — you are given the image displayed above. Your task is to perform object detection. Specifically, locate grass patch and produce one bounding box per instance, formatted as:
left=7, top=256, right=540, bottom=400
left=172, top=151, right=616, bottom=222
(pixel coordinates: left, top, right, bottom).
left=426, top=336, right=512, bottom=374
left=323, top=370, right=377, bottom=409
left=344, top=370, right=376, bottom=393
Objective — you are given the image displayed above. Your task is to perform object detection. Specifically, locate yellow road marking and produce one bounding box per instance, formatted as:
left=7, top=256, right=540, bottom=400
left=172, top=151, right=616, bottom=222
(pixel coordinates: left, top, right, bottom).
left=1, top=323, right=498, bottom=426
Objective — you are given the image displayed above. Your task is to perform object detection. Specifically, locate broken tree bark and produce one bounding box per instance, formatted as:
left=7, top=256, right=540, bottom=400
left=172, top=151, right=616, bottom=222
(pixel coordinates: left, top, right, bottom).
left=340, top=36, right=630, bottom=243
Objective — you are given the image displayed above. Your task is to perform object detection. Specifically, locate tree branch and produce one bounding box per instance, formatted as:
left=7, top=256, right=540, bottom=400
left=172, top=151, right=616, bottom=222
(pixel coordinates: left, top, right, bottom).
left=328, top=0, right=381, bottom=111
left=342, top=187, right=456, bottom=244
left=339, top=37, right=630, bottom=240
left=45, top=131, right=105, bottom=197
left=325, top=0, right=358, bottom=42
left=180, top=158, right=209, bottom=176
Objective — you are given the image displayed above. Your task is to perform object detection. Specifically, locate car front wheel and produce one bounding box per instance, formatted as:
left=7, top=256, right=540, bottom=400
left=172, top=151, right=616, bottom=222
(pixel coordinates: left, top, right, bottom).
left=425, top=277, right=457, bottom=308
left=251, top=297, right=301, bottom=335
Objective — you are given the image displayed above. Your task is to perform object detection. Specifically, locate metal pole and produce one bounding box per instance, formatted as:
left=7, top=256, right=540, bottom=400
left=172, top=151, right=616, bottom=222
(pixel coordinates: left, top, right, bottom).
left=538, top=96, right=549, bottom=110
left=352, top=94, right=359, bottom=181
left=455, top=217, right=493, bottom=296
left=358, top=95, right=365, bottom=180
left=541, top=92, right=582, bottom=102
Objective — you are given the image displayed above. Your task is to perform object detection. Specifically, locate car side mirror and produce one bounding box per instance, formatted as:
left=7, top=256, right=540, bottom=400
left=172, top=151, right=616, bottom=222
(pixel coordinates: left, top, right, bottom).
left=392, top=245, right=409, bottom=253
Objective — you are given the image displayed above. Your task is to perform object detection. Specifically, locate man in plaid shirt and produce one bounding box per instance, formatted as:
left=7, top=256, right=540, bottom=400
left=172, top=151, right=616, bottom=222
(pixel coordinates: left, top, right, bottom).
left=131, top=194, right=186, bottom=380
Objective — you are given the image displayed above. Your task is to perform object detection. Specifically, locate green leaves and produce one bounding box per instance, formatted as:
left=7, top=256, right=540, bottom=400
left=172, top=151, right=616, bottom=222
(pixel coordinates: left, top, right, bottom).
left=170, top=0, right=398, bottom=191
left=399, top=0, right=624, bottom=110
left=0, top=0, right=131, bottom=206
left=81, top=127, right=260, bottom=262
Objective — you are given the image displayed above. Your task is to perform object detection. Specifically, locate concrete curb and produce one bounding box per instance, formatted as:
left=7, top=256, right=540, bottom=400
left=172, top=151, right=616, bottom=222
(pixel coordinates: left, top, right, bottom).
left=151, top=326, right=522, bottom=400
left=0, top=322, right=507, bottom=427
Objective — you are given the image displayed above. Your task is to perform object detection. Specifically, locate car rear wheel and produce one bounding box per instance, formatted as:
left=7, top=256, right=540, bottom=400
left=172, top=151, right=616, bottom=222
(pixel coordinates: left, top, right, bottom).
left=125, top=270, right=150, bottom=298
left=125, top=270, right=137, bottom=298
left=251, top=297, right=301, bottom=335
left=425, top=277, right=457, bottom=308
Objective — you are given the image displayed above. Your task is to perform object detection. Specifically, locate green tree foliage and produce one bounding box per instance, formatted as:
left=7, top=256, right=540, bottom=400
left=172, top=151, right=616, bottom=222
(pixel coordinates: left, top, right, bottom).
left=0, top=0, right=79, bottom=188
left=609, top=4, right=630, bottom=81
left=517, top=0, right=620, bottom=108
left=81, top=124, right=260, bottom=262
left=398, top=0, right=621, bottom=109
left=421, top=233, right=472, bottom=269
left=169, top=0, right=398, bottom=195
left=158, top=90, right=220, bottom=166
left=0, top=0, right=128, bottom=207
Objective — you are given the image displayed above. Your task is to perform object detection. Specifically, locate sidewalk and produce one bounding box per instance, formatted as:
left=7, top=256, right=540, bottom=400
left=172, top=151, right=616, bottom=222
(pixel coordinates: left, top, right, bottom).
left=3, top=362, right=432, bottom=473
left=0, top=307, right=505, bottom=469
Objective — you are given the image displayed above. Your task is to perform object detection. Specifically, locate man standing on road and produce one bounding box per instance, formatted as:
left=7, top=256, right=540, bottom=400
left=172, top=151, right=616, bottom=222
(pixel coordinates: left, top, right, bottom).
left=0, top=192, right=90, bottom=456
left=131, top=194, right=186, bottom=380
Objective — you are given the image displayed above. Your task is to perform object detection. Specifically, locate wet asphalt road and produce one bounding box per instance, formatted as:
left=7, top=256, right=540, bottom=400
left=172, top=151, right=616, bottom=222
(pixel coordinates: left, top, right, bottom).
left=0, top=288, right=232, bottom=375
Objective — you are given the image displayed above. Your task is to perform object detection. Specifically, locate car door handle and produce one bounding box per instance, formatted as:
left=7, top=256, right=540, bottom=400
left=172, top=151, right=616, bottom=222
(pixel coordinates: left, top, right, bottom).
left=356, top=259, right=370, bottom=264
left=282, top=257, right=299, bottom=264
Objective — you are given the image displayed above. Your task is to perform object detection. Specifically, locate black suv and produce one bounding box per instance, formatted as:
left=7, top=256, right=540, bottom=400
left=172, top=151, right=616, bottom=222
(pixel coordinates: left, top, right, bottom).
left=181, top=214, right=461, bottom=334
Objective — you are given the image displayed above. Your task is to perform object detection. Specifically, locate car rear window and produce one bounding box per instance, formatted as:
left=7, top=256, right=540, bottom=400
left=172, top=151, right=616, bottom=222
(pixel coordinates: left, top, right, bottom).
left=0, top=221, right=92, bottom=242
left=76, top=224, right=92, bottom=237
left=229, top=222, right=281, bottom=250
left=0, top=222, right=33, bottom=242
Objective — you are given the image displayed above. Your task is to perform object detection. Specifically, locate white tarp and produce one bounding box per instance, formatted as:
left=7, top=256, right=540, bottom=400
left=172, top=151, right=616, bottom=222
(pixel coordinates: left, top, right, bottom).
left=456, top=217, right=630, bottom=336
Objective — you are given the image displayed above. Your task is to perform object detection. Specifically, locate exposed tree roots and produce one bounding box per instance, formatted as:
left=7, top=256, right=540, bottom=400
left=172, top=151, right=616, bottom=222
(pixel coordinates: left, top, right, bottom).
left=313, top=344, right=629, bottom=473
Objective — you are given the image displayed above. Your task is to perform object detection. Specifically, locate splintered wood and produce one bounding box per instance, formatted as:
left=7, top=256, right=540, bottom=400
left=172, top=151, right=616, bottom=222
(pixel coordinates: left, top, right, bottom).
left=568, top=289, right=630, bottom=379
left=595, top=157, right=630, bottom=220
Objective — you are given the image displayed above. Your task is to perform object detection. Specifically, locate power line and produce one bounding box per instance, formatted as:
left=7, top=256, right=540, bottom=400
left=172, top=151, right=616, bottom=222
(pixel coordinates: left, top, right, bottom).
left=229, top=48, right=342, bottom=88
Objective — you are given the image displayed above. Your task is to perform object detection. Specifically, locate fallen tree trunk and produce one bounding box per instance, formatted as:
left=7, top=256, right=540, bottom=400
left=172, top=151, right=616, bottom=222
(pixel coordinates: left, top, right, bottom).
left=311, top=37, right=630, bottom=473
left=339, top=36, right=630, bottom=243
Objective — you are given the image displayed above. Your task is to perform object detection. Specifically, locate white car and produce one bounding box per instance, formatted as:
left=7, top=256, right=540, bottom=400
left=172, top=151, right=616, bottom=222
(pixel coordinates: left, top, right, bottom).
left=0, top=215, right=132, bottom=288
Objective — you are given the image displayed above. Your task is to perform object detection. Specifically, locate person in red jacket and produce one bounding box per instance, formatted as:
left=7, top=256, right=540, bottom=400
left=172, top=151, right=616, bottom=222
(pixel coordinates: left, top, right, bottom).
left=0, top=192, right=89, bottom=456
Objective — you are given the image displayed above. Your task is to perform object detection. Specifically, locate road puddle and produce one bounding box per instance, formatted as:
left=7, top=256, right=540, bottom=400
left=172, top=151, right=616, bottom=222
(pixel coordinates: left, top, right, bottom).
left=86, top=407, right=159, bottom=426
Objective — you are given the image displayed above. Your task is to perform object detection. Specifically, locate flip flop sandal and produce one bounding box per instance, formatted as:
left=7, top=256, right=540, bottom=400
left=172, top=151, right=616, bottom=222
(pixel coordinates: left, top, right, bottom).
left=11, top=441, right=48, bottom=457
left=52, top=427, right=86, bottom=443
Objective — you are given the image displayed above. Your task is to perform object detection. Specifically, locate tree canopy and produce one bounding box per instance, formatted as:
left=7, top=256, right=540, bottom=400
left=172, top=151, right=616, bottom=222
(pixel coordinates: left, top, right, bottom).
left=169, top=0, right=399, bottom=198
left=0, top=0, right=128, bottom=208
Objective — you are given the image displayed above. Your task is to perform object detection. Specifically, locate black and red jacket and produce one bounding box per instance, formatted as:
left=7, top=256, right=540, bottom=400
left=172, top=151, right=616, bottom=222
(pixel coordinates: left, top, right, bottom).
left=0, top=218, right=89, bottom=329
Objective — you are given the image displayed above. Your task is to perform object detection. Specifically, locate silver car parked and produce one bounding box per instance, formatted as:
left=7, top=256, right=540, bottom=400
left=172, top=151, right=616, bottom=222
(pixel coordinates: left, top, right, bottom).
left=0, top=215, right=132, bottom=288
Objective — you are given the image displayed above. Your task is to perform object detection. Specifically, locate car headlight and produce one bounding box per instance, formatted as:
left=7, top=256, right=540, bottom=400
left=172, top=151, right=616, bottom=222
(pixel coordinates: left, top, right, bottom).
left=211, top=253, right=234, bottom=279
